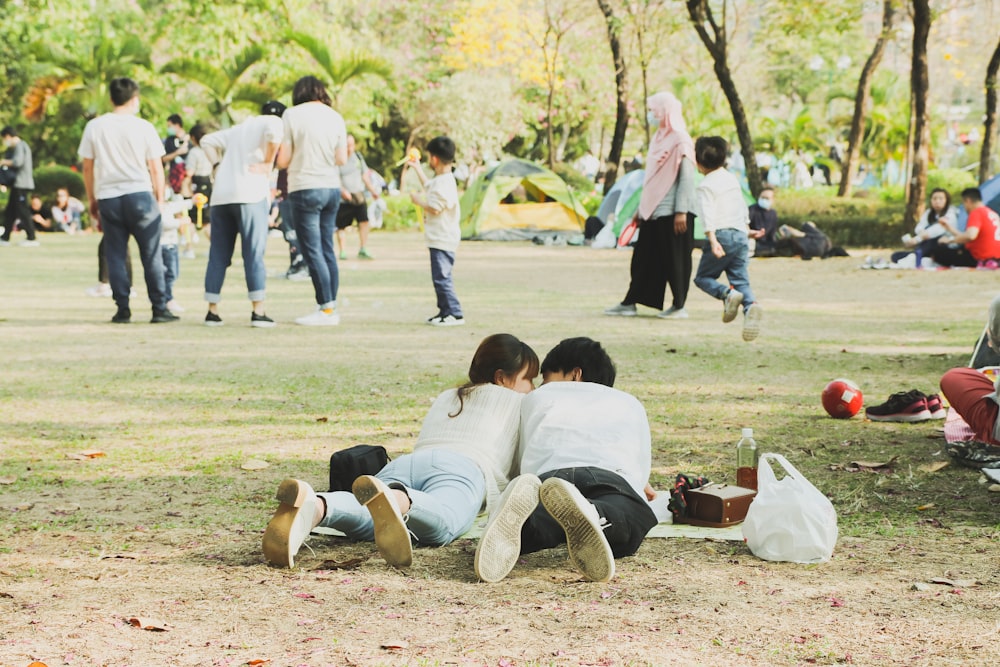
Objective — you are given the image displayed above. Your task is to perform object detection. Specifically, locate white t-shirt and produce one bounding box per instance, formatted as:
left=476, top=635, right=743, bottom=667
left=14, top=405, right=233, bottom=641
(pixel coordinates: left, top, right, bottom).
left=199, top=115, right=283, bottom=206
left=414, top=384, right=523, bottom=513
left=424, top=171, right=461, bottom=252
left=78, top=113, right=165, bottom=200
left=281, top=102, right=347, bottom=193
left=185, top=145, right=214, bottom=178
left=695, top=167, right=749, bottom=235
left=518, top=382, right=651, bottom=500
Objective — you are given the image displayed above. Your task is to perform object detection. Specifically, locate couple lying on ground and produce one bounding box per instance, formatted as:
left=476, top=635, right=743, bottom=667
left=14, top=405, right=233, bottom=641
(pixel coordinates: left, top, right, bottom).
left=261, top=334, right=657, bottom=583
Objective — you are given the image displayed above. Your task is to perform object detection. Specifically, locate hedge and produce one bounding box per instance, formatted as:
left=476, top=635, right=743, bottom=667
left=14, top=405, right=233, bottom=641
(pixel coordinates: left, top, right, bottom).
left=776, top=189, right=907, bottom=247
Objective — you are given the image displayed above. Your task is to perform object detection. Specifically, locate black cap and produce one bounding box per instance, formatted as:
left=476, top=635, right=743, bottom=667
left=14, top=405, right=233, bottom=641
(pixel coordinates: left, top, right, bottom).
left=261, top=101, right=286, bottom=118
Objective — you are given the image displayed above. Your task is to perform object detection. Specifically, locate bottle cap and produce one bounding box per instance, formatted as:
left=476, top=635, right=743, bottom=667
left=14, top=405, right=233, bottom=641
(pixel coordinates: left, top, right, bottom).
left=741, top=428, right=753, bottom=438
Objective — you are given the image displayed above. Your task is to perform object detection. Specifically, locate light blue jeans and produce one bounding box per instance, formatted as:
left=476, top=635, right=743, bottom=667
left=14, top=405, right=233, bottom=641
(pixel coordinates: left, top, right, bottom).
left=316, top=448, right=485, bottom=546
left=204, top=200, right=269, bottom=303
left=694, top=227, right=755, bottom=310
left=288, top=188, right=340, bottom=306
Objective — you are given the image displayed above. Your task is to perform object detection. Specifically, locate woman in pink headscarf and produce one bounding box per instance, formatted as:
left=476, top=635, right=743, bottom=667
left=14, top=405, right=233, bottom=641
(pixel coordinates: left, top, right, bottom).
left=605, top=92, right=696, bottom=319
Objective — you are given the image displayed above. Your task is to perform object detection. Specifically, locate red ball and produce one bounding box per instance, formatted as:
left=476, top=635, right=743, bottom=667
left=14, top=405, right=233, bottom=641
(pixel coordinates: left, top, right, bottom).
left=822, top=378, right=863, bottom=418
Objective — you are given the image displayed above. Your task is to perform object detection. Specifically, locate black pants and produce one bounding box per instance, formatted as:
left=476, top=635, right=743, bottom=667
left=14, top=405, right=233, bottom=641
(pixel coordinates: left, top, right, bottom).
left=521, top=467, right=658, bottom=559
left=623, top=214, right=694, bottom=310
left=98, top=236, right=133, bottom=284
left=932, top=244, right=977, bottom=268
left=2, top=187, right=36, bottom=241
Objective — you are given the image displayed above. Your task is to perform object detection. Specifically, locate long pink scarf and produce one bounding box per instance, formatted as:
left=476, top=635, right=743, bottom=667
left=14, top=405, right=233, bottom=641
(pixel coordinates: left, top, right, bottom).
left=638, top=92, right=695, bottom=220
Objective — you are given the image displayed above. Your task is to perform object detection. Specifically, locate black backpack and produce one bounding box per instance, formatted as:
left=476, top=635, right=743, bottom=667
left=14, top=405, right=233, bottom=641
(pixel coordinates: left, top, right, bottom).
left=328, top=445, right=390, bottom=492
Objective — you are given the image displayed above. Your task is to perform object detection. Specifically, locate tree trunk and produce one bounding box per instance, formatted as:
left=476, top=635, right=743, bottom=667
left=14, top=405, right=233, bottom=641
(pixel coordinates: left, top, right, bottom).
left=546, top=80, right=556, bottom=168
left=596, top=0, right=628, bottom=194
left=838, top=0, right=895, bottom=198
left=904, top=0, right=931, bottom=227
left=980, top=36, right=1000, bottom=184
left=685, top=0, right=763, bottom=196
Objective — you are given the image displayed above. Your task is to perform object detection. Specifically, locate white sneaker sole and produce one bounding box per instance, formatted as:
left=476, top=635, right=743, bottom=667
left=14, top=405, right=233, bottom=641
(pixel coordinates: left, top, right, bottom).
left=353, top=475, right=412, bottom=568
left=657, top=309, right=689, bottom=319
left=723, top=291, right=744, bottom=323
left=539, top=478, right=614, bottom=582
left=865, top=409, right=933, bottom=422
left=603, top=307, right=637, bottom=317
left=262, top=478, right=316, bottom=569
left=474, top=474, right=541, bottom=583
left=742, top=304, right=763, bottom=342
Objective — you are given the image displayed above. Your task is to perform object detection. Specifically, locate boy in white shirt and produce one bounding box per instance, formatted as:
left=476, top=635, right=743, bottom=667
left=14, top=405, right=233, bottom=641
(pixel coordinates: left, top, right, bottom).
left=409, top=136, right=464, bottom=326
left=692, top=136, right=762, bottom=342
left=474, top=337, right=658, bottom=583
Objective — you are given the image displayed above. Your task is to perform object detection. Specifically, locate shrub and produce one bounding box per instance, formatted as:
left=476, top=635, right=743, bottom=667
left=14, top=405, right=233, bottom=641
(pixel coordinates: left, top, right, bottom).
left=380, top=194, right=422, bottom=231
left=551, top=162, right=595, bottom=194
left=927, top=168, right=977, bottom=197
left=33, top=164, right=86, bottom=200
left=777, top=189, right=907, bottom=247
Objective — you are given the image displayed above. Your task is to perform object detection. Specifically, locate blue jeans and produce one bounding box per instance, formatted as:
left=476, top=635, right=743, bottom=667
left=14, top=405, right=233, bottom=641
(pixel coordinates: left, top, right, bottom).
left=430, top=248, right=463, bottom=317
left=162, top=244, right=179, bottom=302
left=99, top=191, right=167, bottom=311
left=316, top=448, right=485, bottom=546
left=204, top=201, right=269, bottom=303
left=289, top=188, right=340, bottom=306
left=694, top=228, right=755, bottom=310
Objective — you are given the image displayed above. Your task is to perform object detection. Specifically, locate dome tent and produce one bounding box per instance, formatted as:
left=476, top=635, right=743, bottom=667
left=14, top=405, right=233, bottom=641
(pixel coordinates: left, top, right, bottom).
left=460, top=158, right=587, bottom=240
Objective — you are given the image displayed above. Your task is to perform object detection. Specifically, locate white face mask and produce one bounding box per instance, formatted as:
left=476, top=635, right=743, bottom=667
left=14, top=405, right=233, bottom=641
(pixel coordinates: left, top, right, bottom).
left=646, top=110, right=658, bottom=127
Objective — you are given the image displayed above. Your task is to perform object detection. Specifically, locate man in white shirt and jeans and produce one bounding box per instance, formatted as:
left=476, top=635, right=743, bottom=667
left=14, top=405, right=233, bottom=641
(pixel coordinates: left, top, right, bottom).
left=78, top=77, right=175, bottom=324
left=474, top=337, right=658, bottom=583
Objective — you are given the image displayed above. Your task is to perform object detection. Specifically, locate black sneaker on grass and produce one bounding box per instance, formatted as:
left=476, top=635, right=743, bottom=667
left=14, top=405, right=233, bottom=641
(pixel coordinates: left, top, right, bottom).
left=204, top=311, right=224, bottom=327
left=251, top=312, right=276, bottom=328
left=865, top=390, right=932, bottom=422
left=111, top=307, right=131, bottom=324
left=151, top=309, right=180, bottom=323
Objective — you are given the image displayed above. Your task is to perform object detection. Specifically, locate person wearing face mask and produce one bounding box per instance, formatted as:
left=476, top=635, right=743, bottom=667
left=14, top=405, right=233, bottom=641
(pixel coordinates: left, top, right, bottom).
left=0, top=126, right=38, bottom=247
left=78, top=76, right=176, bottom=324
left=605, top=92, right=697, bottom=319
left=748, top=187, right=779, bottom=257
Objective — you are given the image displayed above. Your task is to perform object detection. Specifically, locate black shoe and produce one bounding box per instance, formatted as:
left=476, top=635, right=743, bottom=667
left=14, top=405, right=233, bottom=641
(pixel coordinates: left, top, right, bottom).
left=204, top=311, right=224, bottom=327
left=865, top=389, right=931, bottom=422
left=251, top=312, right=276, bottom=328
left=111, top=307, right=131, bottom=324
left=151, top=308, right=180, bottom=323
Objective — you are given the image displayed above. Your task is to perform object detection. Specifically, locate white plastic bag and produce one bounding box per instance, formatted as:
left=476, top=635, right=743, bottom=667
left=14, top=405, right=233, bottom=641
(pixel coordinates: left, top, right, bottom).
left=742, top=453, right=838, bottom=563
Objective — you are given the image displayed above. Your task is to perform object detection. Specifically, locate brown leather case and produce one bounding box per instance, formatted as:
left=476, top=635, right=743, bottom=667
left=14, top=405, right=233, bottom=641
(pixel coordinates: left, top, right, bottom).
left=677, top=483, right=757, bottom=527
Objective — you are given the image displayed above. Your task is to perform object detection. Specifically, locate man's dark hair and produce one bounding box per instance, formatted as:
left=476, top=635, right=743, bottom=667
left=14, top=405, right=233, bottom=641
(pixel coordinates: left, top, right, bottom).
left=188, top=123, right=207, bottom=144
left=541, top=337, right=616, bottom=387
left=167, top=113, right=183, bottom=126
left=961, top=187, right=983, bottom=203
left=1, top=126, right=17, bottom=138
left=261, top=100, right=286, bottom=118
left=695, top=136, right=728, bottom=171
left=109, top=77, right=140, bottom=107
left=292, top=75, right=331, bottom=106
left=426, top=136, right=456, bottom=164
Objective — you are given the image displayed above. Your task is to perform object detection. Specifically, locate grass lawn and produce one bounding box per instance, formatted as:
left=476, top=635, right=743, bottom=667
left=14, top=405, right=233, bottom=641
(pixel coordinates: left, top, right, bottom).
left=0, top=230, right=997, bottom=666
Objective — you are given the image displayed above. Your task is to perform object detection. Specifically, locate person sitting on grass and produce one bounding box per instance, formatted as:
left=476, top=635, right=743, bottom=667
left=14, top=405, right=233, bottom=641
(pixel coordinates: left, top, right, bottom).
left=262, top=333, right=538, bottom=569
left=890, top=187, right=957, bottom=267
left=474, top=337, right=658, bottom=584
left=933, top=187, right=1000, bottom=268
left=940, top=294, right=1000, bottom=446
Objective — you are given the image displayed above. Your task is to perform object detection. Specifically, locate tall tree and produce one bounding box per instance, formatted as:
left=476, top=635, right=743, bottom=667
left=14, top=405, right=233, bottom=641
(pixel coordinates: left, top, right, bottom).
left=525, top=0, right=579, bottom=168
left=904, top=0, right=931, bottom=227
left=595, top=0, right=629, bottom=193
left=838, top=0, right=896, bottom=197
left=285, top=31, right=393, bottom=105
left=980, top=36, right=1000, bottom=184
left=161, top=44, right=272, bottom=126
left=621, top=0, right=674, bottom=145
left=685, top=0, right=762, bottom=196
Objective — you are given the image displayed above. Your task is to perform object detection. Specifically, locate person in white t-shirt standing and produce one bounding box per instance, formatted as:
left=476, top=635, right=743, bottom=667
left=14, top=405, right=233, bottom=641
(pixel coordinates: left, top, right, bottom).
left=276, top=76, right=348, bottom=326
left=474, top=337, right=658, bottom=584
left=78, top=77, right=176, bottom=324
left=408, top=136, right=464, bottom=326
left=198, top=101, right=286, bottom=328
left=691, top=136, right=762, bottom=342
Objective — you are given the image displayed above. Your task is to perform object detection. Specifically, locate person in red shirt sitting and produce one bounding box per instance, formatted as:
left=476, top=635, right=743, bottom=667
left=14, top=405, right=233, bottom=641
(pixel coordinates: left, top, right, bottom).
left=933, top=187, right=1000, bottom=268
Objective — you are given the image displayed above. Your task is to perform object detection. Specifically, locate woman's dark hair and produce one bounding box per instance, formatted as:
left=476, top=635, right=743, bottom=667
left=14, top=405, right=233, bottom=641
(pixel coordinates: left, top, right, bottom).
left=451, top=334, right=539, bottom=417
left=541, top=337, right=616, bottom=387
left=927, top=187, right=951, bottom=223
left=292, top=75, right=331, bottom=106
left=188, top=123, right=206, bottom=145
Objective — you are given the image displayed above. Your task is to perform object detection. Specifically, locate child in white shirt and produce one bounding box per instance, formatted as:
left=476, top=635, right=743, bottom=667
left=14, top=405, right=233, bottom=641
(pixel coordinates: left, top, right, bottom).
left=693, top=136, right=762, bottom=342
left=409, top=136, right=464, bottom=326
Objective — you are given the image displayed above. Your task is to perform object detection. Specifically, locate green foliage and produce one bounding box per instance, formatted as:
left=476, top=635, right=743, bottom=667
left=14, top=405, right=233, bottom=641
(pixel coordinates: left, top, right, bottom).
left=927, top=169, right=977, bottom=196
left=551, top=162, right=593, bottom=193
left=33, top=165, right=85, bottom=200
left=380, top=194, right=422, bottom=231
left=161, top=43, right=272, bottom=126
left=778, top=189, right=907, bottom=246
left=285, top=31, right=393, bottom=97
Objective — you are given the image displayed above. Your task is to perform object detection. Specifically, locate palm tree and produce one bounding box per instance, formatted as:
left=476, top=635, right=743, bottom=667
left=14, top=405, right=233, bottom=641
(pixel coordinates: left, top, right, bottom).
left=161, top=44, right=273, bottom=126
left=285, top=31, right=393, bottom=103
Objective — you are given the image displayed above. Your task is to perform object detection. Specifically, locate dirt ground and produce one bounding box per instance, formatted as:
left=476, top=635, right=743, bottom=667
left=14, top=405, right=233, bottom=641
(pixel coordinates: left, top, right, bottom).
left=1, top=233, right=999, bottom=667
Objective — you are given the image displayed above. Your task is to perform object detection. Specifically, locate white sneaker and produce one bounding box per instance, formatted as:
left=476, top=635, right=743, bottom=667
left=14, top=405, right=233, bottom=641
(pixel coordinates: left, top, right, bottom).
left=85, top=283, right=113, bottom=298
left=742, top=303, right=763, bottom=342
left=262, top=478, right=319, bottom=568
left=428, top=314, right=465, bottom=327
left=166, top=300, right=185, bottom=314
left=603, top=303, right=637, bottom=317
left=474, top=474, right=541, bottom=583
left=18, top=240, right=40, bottom=247
left=657, top=306, right=689, bottom=319
left=352, top=475, right=412, bottom=568
left=722, top=290, right=744, bottom=323
left=295, top=309, right=340, bottom=326
left=539, top=477, right=614, bottom=582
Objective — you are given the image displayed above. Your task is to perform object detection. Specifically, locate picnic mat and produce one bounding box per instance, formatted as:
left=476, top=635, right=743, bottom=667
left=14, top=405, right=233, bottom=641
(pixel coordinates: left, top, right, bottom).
left=314, top=520, right=745, bottom=541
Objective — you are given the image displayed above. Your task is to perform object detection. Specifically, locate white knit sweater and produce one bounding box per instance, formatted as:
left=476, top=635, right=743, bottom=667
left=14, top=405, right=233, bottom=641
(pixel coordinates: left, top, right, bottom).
left=414, top=384, right=523, bottom=513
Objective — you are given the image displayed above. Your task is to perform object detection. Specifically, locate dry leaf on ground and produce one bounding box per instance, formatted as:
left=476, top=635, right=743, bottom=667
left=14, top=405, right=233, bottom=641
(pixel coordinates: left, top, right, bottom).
left=241, top=459, right=269, bottom=471
left=381, top=640, right=408, bottom=650
left=66, top=450, right=105, bottom=460
left=0, top=476, right=16, bottom=484
left=918, top=461, right=949, bottom=473
left=127, top=617, right=170, bottom=631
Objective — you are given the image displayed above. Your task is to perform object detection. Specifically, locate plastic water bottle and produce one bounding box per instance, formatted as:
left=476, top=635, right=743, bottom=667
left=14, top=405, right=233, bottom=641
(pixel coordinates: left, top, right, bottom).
left=736, top=428, right=758, bottom=490
left=914, top=245, right=923, bottom=270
